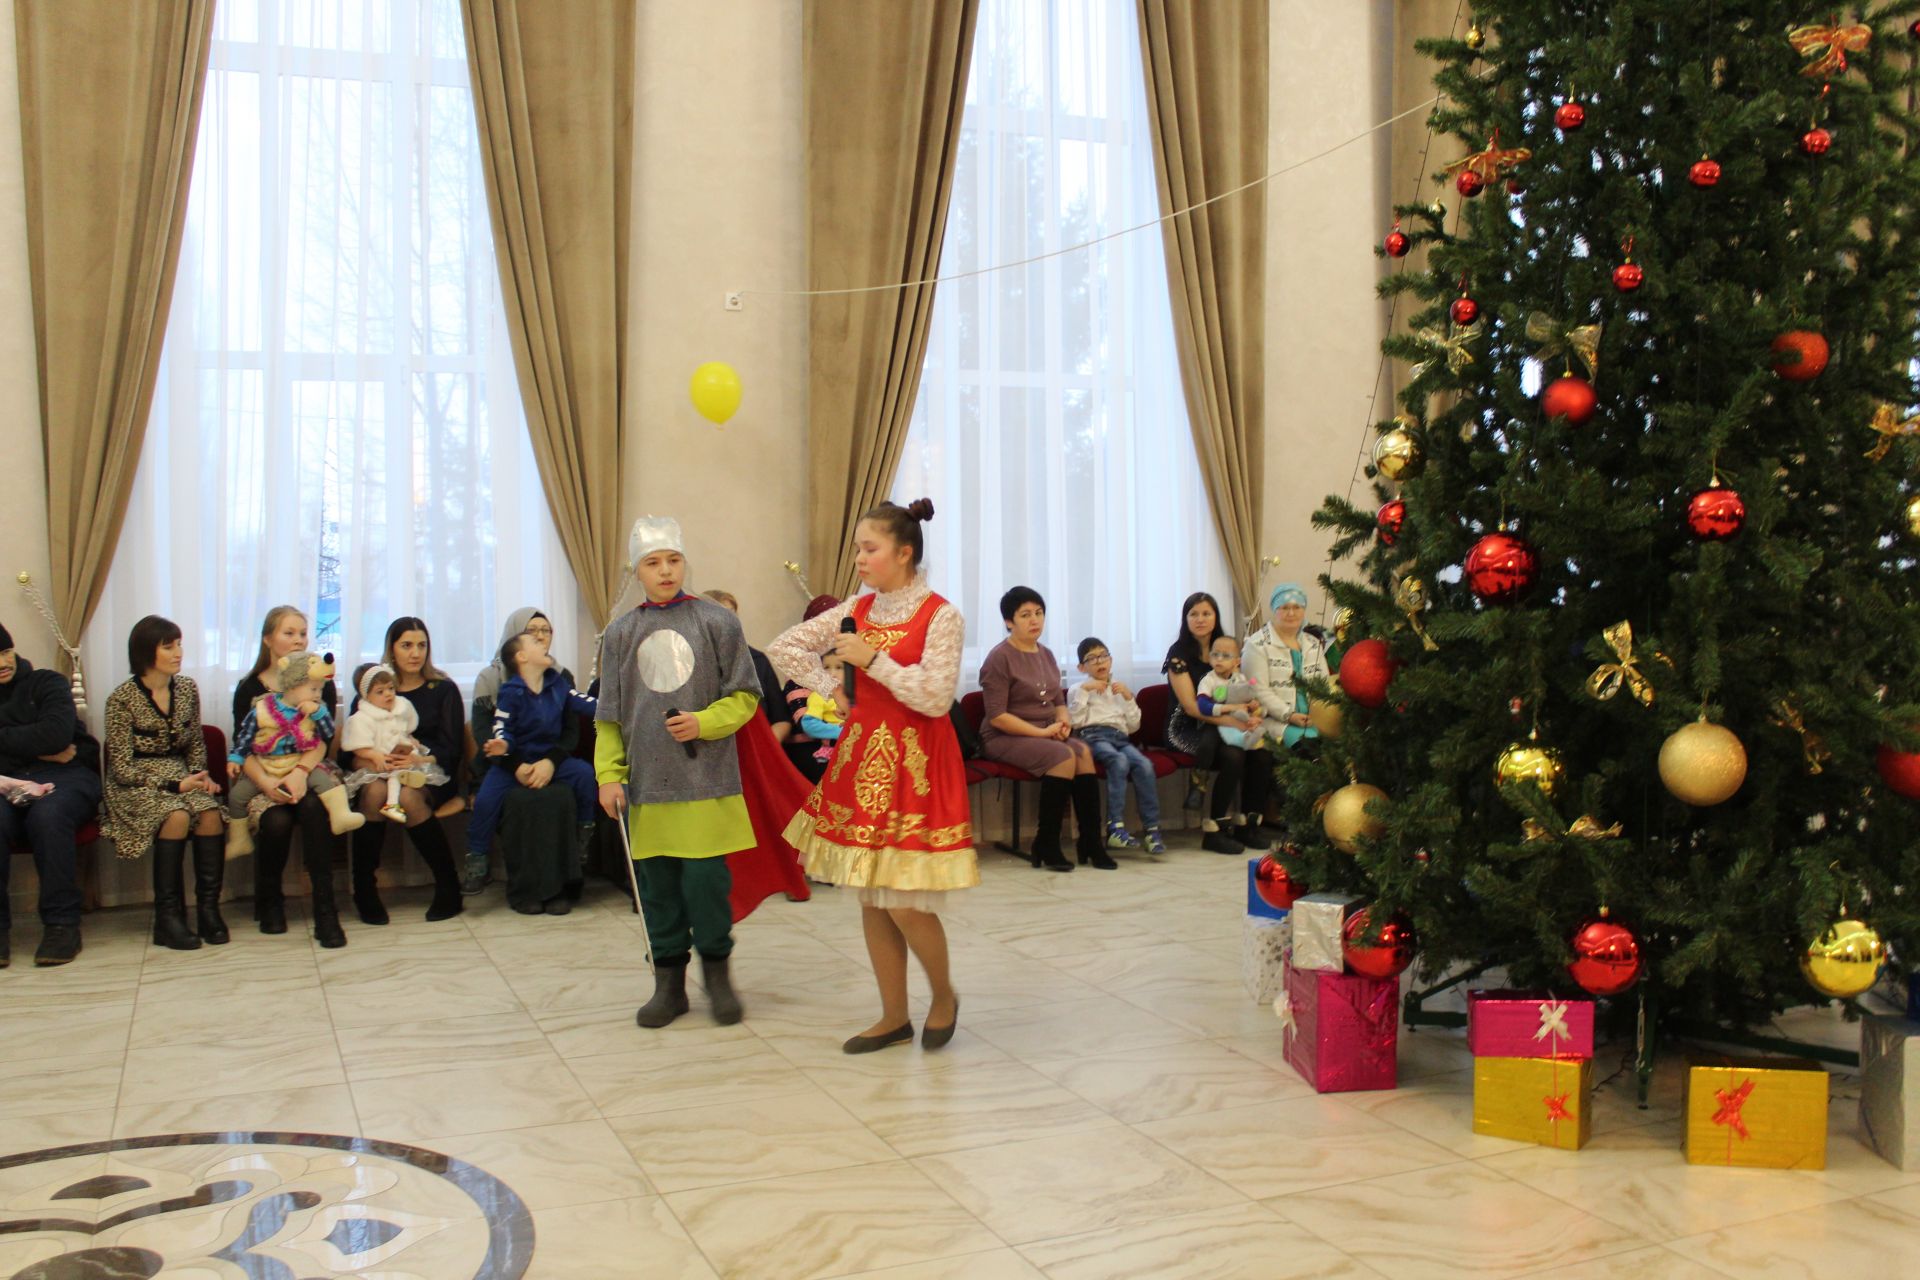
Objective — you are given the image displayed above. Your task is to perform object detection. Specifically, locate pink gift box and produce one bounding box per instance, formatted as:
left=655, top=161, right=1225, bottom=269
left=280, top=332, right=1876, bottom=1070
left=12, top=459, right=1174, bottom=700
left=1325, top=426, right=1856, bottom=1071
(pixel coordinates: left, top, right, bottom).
left=1467, top=989, right=1595, bottom=1061
left=1281, top=962, right=1398, bottom=1093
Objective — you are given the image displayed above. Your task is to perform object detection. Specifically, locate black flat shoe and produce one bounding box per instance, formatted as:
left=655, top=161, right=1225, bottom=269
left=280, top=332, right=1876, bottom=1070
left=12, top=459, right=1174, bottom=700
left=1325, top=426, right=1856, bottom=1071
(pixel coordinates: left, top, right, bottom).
left=843, top=1023, right=915, bottom=1055
left=1200, top=830, right=1246, bottom=856
left=922, top=997, right=960, bottom=1051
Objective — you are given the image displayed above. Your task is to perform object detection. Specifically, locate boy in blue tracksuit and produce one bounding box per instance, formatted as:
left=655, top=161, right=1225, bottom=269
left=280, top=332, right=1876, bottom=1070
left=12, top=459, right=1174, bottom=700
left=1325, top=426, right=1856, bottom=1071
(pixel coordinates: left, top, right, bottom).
left=467, top=632, right=599, bottom=878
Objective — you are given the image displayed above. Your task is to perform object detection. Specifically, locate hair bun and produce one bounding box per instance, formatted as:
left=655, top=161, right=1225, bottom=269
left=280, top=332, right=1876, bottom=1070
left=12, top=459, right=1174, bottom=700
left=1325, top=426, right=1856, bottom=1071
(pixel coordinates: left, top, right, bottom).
left=906, top=497, right=935, bottom=523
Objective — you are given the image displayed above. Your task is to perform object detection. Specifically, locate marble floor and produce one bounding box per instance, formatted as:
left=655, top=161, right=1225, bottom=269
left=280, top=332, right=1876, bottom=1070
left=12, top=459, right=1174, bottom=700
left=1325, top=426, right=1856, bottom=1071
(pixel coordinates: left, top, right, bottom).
left=3, top=841, right=1920, bottom=1279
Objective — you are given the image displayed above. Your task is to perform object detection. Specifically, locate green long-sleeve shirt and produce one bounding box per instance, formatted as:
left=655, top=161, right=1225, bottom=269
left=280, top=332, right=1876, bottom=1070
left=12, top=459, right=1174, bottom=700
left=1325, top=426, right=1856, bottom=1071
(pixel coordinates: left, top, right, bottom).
left=595, top=690, right=757, bottom=859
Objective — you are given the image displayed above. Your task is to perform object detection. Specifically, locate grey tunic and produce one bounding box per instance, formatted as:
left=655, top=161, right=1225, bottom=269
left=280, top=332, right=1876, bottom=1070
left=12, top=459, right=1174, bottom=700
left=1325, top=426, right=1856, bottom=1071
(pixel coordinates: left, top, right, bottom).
left=595, top=596, right=759, bottom=805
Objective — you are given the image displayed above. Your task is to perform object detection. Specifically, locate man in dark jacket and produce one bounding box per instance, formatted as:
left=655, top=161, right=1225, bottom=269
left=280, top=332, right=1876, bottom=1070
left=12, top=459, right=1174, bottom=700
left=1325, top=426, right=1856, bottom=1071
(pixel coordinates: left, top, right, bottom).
left=0, top=619, right=102, bottom=966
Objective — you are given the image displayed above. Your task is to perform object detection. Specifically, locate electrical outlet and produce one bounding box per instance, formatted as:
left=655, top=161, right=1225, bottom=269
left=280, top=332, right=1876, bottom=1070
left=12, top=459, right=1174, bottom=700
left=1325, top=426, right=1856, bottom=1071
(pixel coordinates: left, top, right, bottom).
left=724, top=291, right=744, bottom=312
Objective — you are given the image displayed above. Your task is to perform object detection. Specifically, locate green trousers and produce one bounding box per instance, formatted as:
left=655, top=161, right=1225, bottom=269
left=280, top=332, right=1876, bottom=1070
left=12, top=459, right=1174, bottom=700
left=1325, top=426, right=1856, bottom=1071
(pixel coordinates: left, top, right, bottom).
left=636, top=855, right=733, bottom=963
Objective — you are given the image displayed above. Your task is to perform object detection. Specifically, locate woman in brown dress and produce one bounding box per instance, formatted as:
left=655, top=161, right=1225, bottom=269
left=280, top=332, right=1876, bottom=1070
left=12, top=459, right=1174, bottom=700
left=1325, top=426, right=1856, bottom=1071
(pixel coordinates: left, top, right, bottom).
left=977, top=586, right=1109, bottom=871
left=102, top=615, right=227, bottom=950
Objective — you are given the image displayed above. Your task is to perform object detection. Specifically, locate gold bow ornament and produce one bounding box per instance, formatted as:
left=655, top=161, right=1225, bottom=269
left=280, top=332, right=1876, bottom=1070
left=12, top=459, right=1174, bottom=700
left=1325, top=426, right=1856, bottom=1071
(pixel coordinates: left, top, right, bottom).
left=1769, top=697, right=1832, bottom=775
left=1522, top=815, right=1625, bottom=843
left=1392, top=571, right=1441, bottom=652
left=1865, top=403, right=1920, bottom=463
left=1412, top=318, right=1484, bottom=381
left=1788, top=24, right=1871, bottom=79
left=1584, top=620, right=1656, bottom=706
left=1526, top=312, right=1601, bottom=379
left=1442, top=134, right=1532, bottom=185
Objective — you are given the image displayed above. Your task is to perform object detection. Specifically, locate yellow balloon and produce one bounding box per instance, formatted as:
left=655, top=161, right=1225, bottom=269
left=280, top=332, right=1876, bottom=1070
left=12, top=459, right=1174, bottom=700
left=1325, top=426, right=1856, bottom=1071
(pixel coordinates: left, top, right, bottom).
left=1800, top=919, right=1885, bottom=999
left=689, top=361, right=743, bottom=425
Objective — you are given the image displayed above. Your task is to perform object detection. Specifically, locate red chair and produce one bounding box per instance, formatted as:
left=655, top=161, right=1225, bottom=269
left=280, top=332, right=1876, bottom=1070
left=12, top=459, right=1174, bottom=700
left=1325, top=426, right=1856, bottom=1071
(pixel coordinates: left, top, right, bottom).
left=1134, top=683, right=1196, bottom=773
left=958, top=691, right=1040, bottom=859
left=201, top=725, right=230, bottom=800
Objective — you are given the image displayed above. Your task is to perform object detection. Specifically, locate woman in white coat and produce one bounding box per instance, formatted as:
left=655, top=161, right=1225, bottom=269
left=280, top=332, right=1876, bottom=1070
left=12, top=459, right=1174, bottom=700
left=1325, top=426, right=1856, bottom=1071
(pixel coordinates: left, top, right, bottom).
left=1242, top=583, right=1327, bottom=752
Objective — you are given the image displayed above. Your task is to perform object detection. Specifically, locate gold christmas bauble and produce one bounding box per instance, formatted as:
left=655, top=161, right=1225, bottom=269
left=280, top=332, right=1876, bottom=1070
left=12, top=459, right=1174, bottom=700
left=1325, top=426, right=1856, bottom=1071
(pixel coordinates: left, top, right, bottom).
left=1323, top=782, right=1389, bottom=854
left=1464, top=22, right=1486, bottom=50
left=1800, top=919, right=1886, bottom=1000
left=1493, top=741, right=1566, bottom=799
left=1657, top=720, right=1748, bottom=806
left=1372, top=421, right=1423, bottom=482
left=1904, top=494, right=1920, bottom=540
left=1308, top=699, right=1343, bottom=738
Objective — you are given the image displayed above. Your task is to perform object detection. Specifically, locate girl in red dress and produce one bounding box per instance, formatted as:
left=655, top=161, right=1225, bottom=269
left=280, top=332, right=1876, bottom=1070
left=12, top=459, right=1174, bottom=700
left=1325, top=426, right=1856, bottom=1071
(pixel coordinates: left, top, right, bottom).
left=768, top=499, right=977, bottom=1054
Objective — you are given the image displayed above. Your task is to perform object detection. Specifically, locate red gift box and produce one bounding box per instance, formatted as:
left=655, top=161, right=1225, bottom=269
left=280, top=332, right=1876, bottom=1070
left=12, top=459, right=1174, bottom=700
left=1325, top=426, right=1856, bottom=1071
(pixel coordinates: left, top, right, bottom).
left=1467, top=990, right=1595, bottom=1061
left=1280, top=962, right=1398, bottom=1093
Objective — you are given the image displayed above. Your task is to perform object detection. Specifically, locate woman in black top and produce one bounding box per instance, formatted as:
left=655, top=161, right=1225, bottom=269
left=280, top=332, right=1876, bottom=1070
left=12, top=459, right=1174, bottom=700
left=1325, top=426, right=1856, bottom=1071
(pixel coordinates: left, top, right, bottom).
left=343, top=616, right=464, bottom=923
left=231, top=605, right=349, bottom=947
left=1161, top=591, right=1272, bottom=857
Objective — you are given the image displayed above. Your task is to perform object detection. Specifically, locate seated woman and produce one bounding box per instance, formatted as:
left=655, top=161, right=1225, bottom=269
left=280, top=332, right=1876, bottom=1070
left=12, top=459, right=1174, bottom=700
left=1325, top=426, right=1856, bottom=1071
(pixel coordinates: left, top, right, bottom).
left=1162, top=591, right=1273, bottom=855
left=0, top=619, right=102, bottom=967
left=977, top=586, right=1109, bottom=871
left=1244, top=582, right=1328, bottom=761
left=782, top=594, right=842, bottom=782
left=343, top=617, right=464, bottom=923
left=102, top=615, right=227, bottom=951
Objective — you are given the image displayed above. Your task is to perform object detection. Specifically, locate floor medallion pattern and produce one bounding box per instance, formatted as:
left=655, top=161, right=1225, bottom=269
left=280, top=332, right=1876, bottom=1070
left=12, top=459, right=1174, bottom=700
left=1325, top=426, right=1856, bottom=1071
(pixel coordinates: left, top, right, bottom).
left=0, top=1132, right=532, bottom=1279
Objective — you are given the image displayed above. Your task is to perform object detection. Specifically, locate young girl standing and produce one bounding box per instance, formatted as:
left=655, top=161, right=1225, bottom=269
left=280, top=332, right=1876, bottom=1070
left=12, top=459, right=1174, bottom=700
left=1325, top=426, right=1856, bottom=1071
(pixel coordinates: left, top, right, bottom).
left=768, top=499, right=977, bottom=1054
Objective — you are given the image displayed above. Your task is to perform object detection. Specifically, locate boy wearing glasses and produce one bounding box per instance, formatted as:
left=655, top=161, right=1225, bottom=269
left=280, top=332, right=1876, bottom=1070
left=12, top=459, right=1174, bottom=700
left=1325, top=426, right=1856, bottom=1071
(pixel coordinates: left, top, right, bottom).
left=1068, top=638, right=1166, bottom=855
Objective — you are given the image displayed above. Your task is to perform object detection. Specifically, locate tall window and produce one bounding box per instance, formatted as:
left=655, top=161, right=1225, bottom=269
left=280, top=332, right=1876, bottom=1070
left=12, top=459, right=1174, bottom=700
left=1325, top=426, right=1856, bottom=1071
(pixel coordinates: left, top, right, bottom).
left=893, top=0, right=1230, bottom=684
left=85, top=0, right=578, bottom=700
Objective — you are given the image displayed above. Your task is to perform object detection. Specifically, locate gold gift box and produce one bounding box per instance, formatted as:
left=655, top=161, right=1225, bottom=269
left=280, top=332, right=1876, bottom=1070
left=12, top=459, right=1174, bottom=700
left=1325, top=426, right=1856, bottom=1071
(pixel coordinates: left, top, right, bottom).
left=1473, top=1056, right=1593, bottom=1150
left=1683, top=1056, right=1828, bottom=1169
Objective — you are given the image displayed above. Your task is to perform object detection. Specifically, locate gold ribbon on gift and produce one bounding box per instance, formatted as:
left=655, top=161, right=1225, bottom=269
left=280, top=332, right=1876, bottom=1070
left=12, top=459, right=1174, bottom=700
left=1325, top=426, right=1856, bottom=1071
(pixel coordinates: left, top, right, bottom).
left=1585, top=620, right=1654, bottom=706
left=1442, top=134, right=1532, bottom=183
left=1788, top=23, right=1870, bottom=79
left=1412, top=318, right=1484, bottom=381
left=1865, top=403, right=1920, bottom=463
left=1769, top=697, right=1831, bottom=775
left=1526, top=312, right=1601, bottom=379
left=1522, top=815, right=1625, bottom=843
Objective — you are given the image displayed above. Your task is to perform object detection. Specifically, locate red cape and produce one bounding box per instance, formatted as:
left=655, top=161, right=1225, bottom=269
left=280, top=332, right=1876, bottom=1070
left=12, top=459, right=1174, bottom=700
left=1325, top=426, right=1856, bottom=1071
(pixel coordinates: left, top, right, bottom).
left=725, top=714, right=813, bottom=920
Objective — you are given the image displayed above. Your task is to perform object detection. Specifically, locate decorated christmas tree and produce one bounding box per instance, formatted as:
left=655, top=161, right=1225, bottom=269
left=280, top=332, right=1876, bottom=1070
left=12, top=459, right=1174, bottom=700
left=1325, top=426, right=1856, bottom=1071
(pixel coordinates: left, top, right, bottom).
left=1277, top=3, right=1920, bottom=1035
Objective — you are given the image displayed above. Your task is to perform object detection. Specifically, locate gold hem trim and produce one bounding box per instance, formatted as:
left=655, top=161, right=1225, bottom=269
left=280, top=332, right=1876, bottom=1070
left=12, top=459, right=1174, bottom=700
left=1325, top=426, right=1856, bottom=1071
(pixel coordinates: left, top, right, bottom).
left=782, top=813, right=979, bottom=893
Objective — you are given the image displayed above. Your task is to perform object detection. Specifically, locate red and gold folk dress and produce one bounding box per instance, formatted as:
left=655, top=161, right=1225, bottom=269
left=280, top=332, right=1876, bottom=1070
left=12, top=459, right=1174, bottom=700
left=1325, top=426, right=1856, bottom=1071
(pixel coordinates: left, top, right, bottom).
left=779, top=590, right=979, bottom=908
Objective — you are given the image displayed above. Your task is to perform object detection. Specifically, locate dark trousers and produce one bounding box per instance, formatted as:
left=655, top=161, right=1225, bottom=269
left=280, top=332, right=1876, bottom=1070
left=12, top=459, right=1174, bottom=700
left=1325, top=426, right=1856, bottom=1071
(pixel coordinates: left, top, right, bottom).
left=0, top=761, right=102, bottom=930
left=1208, top=741, right=1271, bottom=823
left=468, top=759, right=597, bottom=856
left=636, top=855, right=733, bottom=963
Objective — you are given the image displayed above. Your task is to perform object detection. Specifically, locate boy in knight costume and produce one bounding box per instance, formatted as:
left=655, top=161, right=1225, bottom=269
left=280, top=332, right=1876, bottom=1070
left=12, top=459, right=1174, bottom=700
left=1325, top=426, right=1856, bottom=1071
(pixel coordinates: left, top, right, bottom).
left=227, top=650, right=364, bottom=854
left=596, top=516, right=794, bottom=1028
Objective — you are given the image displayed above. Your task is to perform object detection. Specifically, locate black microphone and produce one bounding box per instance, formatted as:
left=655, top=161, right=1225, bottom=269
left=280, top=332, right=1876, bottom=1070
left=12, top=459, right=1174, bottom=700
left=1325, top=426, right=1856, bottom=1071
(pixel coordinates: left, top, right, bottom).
left=665, top=708, right=697, bottom=759
left=839, top=617, right=859, bottom=706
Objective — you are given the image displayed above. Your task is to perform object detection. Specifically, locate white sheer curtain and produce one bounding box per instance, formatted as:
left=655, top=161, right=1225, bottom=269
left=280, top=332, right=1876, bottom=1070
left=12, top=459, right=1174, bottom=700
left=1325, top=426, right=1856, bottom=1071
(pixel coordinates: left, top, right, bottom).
left=84, top=0, right=581, bottom=720
left=892, top=0, right=1231, bottom=687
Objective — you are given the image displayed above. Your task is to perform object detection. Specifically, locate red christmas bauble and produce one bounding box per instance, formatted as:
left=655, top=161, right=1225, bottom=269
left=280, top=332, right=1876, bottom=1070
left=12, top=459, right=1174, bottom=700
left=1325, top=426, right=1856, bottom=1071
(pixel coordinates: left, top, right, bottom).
left=1878, top=742, right=1920, bottom=800
left=1455, top=169, right=1486, bottom=198
left=1384, top=230, right=1411, bottom=258
left=1253, top=854, right=1307, bottom=910
left=1800, top=127, right=1832, bottom=156
left=1911, top=18, right=1920, bottom=39
left=1688, top=157, right=1721, bottom=187
left=1569, top=918, right=1642, bottom=996
left=1541, top=375, right=1597, bottom=426
left=1612, top=262, right=1644, bottom=292
left=1506, top=175, right=1527, bottom=196
left=1450, top=296, right=1480, bottom=325
left=1337, top=638, right=1397, bottom=709
left=1685, top=484, right=1746, bottom=540
left=1554, top=101, right=1586, bottom=131
left=1771, top=330, right=1829, bottom=381
left=1464, top=532, right=1540, bottom=604
left=1343, top=909, right=1417, bottom=980
left=1376, top=500, right=1407, bottom=546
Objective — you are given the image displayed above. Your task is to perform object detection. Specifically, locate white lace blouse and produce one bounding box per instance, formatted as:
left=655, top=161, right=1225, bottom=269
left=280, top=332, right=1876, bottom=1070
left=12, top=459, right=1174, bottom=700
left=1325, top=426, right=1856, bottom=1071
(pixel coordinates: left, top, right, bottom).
left=766, top=574, right=965, bottom=719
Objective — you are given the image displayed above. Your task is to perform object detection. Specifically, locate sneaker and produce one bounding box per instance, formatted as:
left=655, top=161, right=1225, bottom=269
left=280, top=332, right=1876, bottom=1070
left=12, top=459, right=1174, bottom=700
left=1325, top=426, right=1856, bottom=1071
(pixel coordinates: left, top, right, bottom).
left=460, top=860, right=491, bottom=896
left=1183, top=775, right=1208, bottom=809
left=1142, top=827, right=1167, bottom=856
left=34, top=923, right=81, bottom=966
left=1105, top=822, right=1140, bottom=850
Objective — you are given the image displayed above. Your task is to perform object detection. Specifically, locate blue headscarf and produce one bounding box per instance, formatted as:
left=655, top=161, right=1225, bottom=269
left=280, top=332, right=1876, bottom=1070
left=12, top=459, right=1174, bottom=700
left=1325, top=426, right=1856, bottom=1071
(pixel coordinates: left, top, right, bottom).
left=1269, top=582, right=1308, bottom=612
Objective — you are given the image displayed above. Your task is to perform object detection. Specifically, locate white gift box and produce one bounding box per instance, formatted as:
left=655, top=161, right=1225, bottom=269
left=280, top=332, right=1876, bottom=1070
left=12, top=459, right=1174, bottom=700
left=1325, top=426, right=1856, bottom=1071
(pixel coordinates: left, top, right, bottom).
left=1242, top=914, right=1291, bottom=1005
left=1290, top=892, right=1359, bottom=973
left=1862, top=1014, right=1920, bottom=1171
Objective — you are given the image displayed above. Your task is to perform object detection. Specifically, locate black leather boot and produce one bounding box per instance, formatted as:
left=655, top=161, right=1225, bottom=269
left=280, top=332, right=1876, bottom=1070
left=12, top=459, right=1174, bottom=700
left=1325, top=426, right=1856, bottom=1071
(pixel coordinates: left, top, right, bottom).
left=350, top=824, right=389, bottom=925
left=150, top=838, right=202, bottom=951
left=636, top=956, right=691, bottom=1028
left=701, top=954, right=744, bottom=1025
left=254, top=824, right=289, bottom=934
left=1071, top=775, right=1116, bottom=869
left=1030, top=777, right=1073, bottom=871
left=303, top=829, right=347, bottom=950
left=409, top=819, right=464, bottom=922
left=190, top=831, right=229, bottom=944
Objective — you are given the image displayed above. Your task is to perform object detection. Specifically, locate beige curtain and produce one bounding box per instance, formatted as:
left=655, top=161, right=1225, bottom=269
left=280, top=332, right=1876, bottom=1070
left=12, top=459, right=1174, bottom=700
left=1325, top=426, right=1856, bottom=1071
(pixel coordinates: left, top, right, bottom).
left=462, top=0, right=633, bottom=626
left=14, top=0, right=213, bottom=648
left=1136, top=0, right=1268, bottom=620
left=804, top=0, right=980, bottom=598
